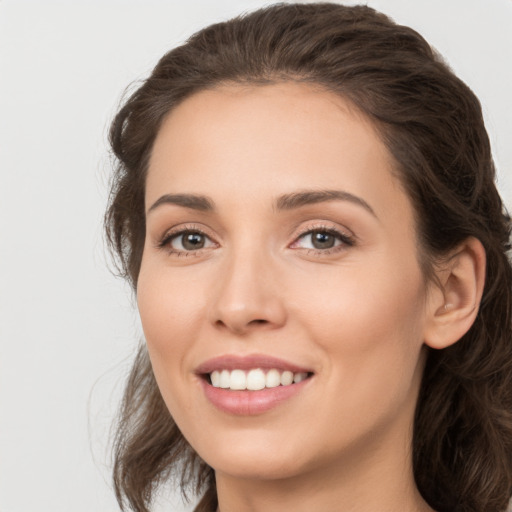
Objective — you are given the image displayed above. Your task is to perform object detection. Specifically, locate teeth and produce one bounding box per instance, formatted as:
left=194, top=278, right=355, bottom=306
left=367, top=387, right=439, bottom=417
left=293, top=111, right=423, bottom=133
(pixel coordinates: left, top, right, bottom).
left=211, top=370, right=221, bottom=387
left=209, top=368, right=310, bottom=390
left=293, top=372, right=308, bottom=383
left=230, top=369, right=246, bottom=390
left=280, top=370, right=293, bottom=386
left=219, top=370, right=230, bottom=388
left=247, top=369, right=266, bottom=390
left=265, top=369, right=281, bottom=388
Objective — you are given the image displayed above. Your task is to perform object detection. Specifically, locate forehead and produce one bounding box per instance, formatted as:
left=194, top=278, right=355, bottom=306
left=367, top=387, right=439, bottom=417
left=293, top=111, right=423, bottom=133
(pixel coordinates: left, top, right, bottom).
left=147, top=82, right=410, bottom=223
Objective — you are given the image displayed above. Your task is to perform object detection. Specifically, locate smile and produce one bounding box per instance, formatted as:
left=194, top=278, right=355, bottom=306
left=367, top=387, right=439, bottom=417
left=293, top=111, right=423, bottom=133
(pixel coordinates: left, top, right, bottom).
left=196, top=355, right=314, bottom=415
left=209, top=368, right=310, bottom=390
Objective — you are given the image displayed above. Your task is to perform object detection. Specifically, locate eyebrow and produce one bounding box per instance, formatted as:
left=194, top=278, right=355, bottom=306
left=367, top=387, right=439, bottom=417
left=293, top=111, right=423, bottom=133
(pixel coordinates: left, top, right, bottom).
left=147, top=189, right=376, bottom=218
left=275, top=189, right=376, bottom=217
left=147, top=193, right=214, bottom=214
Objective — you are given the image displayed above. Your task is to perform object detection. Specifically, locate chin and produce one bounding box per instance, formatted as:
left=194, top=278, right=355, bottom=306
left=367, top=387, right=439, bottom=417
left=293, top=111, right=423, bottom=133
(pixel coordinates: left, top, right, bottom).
left=208, top=451, right=306, bottom=481
left=192, top=430, right=311, bottom=481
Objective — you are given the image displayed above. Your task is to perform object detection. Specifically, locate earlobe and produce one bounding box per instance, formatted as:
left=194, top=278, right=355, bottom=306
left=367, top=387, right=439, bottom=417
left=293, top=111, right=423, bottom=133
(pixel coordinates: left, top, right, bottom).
left=424, top=237, right=486, bottom=350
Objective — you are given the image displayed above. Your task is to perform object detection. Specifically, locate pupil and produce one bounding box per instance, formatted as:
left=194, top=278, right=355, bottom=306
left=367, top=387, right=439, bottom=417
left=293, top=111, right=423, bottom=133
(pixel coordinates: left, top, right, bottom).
left=312, top=231, right=334, bottom=249
left=183, top=232, right=205, bottom=250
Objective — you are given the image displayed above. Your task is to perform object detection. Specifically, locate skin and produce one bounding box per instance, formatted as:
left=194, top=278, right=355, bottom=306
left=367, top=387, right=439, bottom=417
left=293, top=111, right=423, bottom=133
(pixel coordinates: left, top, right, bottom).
left=137, top=82, right=447, bottom=512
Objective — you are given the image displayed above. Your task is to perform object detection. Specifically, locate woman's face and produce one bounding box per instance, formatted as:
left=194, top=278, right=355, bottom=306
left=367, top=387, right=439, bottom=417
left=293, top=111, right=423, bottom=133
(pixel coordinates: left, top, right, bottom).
left=138, top=82, right=432, bottom=481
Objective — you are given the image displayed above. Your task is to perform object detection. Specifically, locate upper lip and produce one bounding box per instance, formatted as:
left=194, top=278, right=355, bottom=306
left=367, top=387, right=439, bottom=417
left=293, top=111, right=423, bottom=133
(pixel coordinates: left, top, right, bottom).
left=195, top=354, right=313, bottom=375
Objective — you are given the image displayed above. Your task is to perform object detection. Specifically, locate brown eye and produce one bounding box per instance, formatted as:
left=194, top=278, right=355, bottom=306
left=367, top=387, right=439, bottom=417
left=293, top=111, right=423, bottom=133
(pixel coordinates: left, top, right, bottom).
left=299, top=230, right=339, bottom=250
left=170, top=231, right=213, bottom=251
left=291, top=227, right=354, bottom=253
left=183, top=232, right=205, bottom=250
left=310, top=230, right=336, bottom=249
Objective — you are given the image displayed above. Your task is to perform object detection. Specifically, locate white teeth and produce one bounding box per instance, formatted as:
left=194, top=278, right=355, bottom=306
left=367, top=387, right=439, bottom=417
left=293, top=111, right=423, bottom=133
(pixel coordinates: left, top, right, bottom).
left=293, top=372, right=308, bottom=383
left=247, top=369, right=266, bottom=390
left=211, top=370, right=221, bottom=387
left=230, top=369, right=246, bottom=390
left=219, top=369, right=230, bottom=389
left=265, top=369, right=281, bottom=388
left=280, top=370, right=294, bottom=386
left=209, top=368, right=310, bottom=390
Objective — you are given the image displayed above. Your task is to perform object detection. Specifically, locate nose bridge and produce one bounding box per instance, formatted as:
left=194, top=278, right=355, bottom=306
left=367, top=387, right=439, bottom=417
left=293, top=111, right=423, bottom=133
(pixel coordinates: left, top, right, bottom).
left=210, top=237, right=286, bottom=333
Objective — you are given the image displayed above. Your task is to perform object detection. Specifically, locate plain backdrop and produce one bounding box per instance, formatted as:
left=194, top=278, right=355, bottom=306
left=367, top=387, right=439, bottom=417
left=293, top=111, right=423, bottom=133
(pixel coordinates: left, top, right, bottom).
left=0, top=1, right=511, bottom=511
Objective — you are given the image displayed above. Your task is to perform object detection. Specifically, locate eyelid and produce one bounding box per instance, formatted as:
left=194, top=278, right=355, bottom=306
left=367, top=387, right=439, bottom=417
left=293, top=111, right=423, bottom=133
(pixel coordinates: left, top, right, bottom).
left=154, top=220, right=355, bottom=256
left=156, top=223, right=219, bottom=254
left=289, top=221, right=356, bottom=252
left=291, top=220, right=355, bottom=240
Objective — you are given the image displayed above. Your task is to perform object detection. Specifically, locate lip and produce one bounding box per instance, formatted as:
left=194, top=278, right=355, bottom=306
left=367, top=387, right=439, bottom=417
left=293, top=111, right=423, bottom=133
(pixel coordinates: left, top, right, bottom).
left=195, top=354, right=312, bottom=374
left=195, top=354, right=314, bottom=416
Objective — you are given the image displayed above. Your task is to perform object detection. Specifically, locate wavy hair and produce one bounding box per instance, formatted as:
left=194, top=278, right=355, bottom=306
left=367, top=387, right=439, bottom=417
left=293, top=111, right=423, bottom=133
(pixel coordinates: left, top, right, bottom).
left=105, top=3, right=512, bottom=511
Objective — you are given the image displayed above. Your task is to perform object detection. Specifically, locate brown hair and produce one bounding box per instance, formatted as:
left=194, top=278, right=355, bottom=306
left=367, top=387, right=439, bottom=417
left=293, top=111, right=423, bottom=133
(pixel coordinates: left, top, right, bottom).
left=105, top=3, right=512, bottom=512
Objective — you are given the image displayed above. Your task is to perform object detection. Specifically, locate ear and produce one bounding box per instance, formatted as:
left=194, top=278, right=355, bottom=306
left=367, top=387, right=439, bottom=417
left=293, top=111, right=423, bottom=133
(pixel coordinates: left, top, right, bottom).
left=424, top=237, right=486, bottom=350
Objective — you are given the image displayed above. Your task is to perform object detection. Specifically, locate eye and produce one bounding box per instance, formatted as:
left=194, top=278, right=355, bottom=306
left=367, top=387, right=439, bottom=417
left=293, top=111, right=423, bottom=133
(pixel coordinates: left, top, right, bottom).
left=291, top=228, right=354, bottom=252
left=160, top=229, right=216, bottom=253
left=302, top=230, right=339, bottom=249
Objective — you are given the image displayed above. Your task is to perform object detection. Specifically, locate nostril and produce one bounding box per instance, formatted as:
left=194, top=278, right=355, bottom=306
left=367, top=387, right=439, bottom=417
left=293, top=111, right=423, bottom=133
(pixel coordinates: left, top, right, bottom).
left=251, top=319, right=268, bottom=325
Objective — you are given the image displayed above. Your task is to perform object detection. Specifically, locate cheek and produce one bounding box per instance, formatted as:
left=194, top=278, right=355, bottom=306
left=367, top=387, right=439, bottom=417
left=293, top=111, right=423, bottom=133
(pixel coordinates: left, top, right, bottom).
left=293, top=267, right=427, bottom=443
left=136, top=258, right=207, bottom=369
left=136, top=259, right=211, bottom=431
left=292, top=259, right=427, bottom=388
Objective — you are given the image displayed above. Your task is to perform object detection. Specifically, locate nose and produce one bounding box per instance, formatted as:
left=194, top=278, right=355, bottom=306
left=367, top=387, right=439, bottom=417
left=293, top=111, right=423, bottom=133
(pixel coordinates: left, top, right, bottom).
left=209, top=248, right=287, bottom=335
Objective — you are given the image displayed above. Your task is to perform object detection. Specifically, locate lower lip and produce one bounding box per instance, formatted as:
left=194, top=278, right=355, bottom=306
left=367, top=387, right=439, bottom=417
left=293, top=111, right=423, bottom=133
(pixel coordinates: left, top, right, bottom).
left=200, top=377, right=311, bottom=415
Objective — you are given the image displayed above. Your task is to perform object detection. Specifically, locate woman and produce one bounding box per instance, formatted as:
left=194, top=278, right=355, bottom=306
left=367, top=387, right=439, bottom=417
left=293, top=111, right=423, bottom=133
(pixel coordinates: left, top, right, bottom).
left=105, top=3, right=512, bottom=512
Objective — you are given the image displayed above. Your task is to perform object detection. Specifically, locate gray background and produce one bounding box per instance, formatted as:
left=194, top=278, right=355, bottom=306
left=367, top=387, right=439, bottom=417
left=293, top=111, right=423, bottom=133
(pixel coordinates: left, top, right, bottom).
left=1, top=1, right=511, bottom=511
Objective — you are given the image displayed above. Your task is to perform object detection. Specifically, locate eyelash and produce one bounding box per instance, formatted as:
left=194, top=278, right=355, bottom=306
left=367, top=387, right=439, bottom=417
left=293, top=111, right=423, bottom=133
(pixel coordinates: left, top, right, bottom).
left=157, top=225, right=217, bottom=257
left=157, top=223, right=355, bottom=257
left=291, top=224, right=355, bottom=255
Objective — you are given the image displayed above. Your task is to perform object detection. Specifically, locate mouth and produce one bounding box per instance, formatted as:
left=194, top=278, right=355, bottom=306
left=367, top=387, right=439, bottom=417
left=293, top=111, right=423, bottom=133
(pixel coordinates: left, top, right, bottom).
left=203, top=368, right=313, bottom=391
left=195, top=355, right=314, bottom=414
